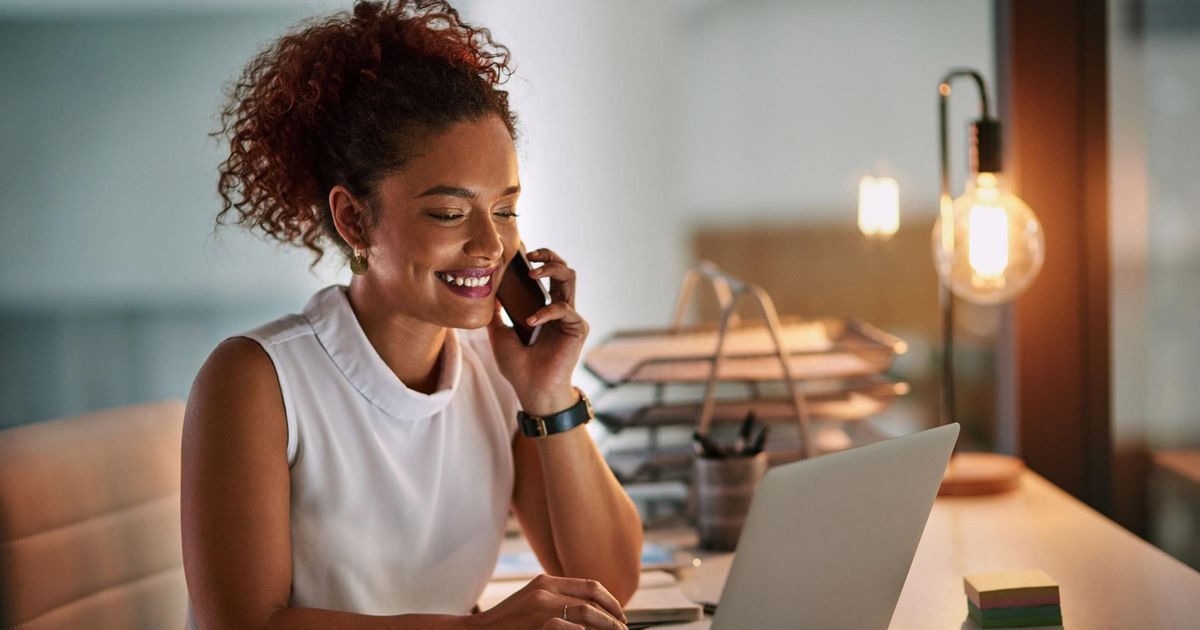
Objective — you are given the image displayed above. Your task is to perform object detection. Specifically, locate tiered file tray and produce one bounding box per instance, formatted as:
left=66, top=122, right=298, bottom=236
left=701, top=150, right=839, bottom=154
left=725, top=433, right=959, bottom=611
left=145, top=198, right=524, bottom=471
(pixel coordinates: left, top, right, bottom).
left=586, top=318, right=903, bottom=386
left=594, top=376, right=909, bottom=432
left=586, top=261, right=908, bottom=494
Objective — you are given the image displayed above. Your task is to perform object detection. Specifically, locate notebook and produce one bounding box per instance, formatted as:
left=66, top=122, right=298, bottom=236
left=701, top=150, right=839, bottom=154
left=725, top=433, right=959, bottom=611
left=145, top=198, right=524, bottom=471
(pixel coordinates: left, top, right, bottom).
left=624, top=570, right=703, bottom=627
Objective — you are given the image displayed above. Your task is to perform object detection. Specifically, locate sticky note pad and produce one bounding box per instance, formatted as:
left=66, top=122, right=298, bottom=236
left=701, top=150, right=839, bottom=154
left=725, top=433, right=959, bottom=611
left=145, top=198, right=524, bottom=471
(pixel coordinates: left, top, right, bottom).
left=964, top=569, right=1060, bottom=610
left=967, top=601, right=1063, bottom=628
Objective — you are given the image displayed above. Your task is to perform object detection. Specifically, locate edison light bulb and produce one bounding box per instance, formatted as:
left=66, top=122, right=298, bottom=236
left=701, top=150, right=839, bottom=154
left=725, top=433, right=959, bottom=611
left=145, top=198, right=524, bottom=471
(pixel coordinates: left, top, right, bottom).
left=931, top=172, right=1044, bottom=304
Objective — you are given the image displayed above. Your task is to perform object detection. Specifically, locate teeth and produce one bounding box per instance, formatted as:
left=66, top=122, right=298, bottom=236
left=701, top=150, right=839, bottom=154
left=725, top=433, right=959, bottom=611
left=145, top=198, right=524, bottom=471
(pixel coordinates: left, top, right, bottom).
left=439, top=272, right=492, bottom=288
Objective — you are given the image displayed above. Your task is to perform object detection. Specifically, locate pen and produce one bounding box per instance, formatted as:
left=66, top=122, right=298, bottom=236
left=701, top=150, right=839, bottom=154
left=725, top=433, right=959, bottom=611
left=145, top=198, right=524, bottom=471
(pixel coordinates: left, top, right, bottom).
left=735, top=411, right=756, bottom=454
left=748, top=425, right=768, bottom=455
left=693, top=431, right=721, bottom=458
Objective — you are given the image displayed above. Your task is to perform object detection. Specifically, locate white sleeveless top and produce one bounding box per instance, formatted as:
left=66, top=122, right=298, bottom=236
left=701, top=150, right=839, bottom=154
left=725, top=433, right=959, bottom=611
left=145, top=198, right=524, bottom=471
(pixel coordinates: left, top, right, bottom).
left=186, top=285, right=519, bottom=627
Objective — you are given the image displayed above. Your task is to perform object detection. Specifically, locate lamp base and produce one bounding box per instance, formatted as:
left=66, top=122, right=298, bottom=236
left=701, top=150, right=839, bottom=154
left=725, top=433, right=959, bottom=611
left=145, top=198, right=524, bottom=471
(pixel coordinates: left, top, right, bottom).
left=938, top=452, right=1024, bottom=496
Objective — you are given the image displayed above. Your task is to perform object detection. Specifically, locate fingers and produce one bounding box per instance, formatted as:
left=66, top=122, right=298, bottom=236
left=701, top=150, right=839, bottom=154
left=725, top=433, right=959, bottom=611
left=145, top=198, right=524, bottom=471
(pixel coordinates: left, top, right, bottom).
left=526, top=248, right=575, bottom=306
left=540, top=619, right=585, bottom=629
left=525, top=247, right=563, bottom=264
left=562, top=600, right=628, bottom=630
left=532, top=263, right=574, bottom=304
left=527, top=301, right=588, bottom=339
left=529, top=260, right=574, bottom=283
left=532, top=575, right=627, bottom=625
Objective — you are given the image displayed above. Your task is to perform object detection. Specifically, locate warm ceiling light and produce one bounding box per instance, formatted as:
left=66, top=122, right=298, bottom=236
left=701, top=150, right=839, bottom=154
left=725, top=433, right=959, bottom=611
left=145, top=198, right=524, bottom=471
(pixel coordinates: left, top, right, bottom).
left=857, top=176, right=900, bottom=240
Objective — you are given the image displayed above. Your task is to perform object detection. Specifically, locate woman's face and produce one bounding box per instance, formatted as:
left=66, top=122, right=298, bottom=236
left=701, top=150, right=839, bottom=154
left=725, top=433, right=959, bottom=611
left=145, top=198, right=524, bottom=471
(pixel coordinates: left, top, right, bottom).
left=359, top=114, right=521, bottom=332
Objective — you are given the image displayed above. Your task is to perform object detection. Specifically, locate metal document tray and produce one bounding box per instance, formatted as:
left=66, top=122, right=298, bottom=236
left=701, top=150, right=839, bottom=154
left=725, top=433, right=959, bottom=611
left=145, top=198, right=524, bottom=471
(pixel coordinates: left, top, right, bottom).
left=594, top=376, right=908, bottom=433
left=583, top=317, right=906, bottom=387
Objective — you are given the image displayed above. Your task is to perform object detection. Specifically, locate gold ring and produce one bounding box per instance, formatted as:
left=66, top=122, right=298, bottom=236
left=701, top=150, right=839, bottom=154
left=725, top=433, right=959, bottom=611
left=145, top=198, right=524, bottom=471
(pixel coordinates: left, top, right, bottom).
left=562, top=604, right=568, bottom=620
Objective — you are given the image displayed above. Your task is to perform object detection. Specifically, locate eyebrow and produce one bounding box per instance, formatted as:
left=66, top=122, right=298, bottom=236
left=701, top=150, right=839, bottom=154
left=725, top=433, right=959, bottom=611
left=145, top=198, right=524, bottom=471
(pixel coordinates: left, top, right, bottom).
left=413, top=184, right=521, bottom=199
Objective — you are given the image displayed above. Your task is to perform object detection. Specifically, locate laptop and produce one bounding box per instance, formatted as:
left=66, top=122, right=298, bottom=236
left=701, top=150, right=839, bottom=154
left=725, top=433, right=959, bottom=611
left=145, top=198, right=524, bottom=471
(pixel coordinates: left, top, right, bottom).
left=709, top=423, right=960, bottom=630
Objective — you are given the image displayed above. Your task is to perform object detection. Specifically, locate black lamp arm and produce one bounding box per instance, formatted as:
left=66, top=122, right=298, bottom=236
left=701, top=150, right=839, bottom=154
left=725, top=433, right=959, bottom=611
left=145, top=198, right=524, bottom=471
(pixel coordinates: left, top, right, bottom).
left=940, top=68, right=992, bottom=118
left=940, top=69, right=1003, bottom=178
left=935, top=67, right=999, bottom=430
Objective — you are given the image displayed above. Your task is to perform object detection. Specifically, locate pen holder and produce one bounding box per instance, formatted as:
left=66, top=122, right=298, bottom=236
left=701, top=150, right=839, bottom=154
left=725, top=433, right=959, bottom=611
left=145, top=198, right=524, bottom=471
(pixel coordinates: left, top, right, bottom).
left=693, top=452, right=768, bottom=551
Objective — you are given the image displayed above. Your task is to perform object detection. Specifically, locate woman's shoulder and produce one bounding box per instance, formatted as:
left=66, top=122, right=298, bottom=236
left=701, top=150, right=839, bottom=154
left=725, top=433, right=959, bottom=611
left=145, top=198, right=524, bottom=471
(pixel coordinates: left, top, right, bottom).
left=185, top=336, right=287, bottom=452
left=184, top=304, right=316, bottom=439
left=239, top=312, right=314, bottom=349
left=199, top=336, right=277, bottom=389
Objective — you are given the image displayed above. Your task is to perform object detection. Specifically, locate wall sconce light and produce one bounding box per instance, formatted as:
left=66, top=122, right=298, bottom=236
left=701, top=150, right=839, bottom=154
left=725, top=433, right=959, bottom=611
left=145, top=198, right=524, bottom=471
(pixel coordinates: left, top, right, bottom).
left=858, top=175, right=900, bottom=240
left=934, top=69, right=1045, bottom=495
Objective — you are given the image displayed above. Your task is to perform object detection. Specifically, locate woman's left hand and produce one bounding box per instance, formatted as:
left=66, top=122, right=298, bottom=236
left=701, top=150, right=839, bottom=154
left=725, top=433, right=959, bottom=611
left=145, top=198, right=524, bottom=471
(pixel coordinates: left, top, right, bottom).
left=487, top=247, right=588, bottom=414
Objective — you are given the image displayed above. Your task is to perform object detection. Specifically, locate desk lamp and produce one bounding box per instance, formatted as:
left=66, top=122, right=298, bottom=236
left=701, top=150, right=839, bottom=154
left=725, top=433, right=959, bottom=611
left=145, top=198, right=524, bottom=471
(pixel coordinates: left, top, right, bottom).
left=933, top=69, right=1044, bottom=495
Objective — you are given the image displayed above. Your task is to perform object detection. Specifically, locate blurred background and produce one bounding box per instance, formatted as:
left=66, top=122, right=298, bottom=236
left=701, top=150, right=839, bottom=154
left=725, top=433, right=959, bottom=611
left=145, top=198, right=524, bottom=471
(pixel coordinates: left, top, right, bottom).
left=0, top=0, right=993, bottom=431
left=0, top=0, right=1197, bottom=566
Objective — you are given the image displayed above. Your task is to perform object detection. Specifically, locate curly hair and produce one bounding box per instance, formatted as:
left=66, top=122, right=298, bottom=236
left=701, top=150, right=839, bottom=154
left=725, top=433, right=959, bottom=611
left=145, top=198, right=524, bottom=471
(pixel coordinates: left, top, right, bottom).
left=213, top=0, right=517, bottom=265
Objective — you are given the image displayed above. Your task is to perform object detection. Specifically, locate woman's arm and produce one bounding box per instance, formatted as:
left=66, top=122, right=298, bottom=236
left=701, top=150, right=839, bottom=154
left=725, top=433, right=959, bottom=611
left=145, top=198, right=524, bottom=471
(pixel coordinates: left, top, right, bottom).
left=510, top=415, right=644, bottom=605
left=489, top=247, right=643, bottom=605
left=181, top=339, right=474, bottom=630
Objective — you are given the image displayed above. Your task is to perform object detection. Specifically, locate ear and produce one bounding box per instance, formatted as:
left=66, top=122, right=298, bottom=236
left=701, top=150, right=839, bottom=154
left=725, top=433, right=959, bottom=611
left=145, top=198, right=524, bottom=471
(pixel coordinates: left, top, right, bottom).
left=328, top=185, right=369, bottom=250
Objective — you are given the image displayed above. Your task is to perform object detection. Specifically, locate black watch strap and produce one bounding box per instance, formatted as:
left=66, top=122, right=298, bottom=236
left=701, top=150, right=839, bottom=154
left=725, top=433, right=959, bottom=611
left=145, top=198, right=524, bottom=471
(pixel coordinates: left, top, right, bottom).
left=518, top=389, right=593, bottom=438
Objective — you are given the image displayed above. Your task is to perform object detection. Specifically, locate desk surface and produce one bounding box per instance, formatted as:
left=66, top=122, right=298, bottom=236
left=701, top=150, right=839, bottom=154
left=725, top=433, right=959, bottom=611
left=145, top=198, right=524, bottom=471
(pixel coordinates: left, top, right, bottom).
left=658, top=470, right=1200, bottom=629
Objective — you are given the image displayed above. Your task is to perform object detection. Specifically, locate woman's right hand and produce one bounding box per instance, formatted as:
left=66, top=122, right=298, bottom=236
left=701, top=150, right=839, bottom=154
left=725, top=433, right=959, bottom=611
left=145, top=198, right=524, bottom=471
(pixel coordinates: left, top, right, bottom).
left=472, top=574, right=629, bottom=630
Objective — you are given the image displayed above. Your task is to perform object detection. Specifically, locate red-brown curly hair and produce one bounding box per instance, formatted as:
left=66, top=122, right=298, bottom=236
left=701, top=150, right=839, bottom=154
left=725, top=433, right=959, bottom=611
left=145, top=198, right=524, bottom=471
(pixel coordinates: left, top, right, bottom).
left=214, top=0, right=517, bottom=265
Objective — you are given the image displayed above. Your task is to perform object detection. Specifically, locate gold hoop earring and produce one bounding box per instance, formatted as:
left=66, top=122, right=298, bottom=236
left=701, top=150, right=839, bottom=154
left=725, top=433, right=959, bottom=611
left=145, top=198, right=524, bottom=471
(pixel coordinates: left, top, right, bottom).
left=350, top=247, right=368, bottom=275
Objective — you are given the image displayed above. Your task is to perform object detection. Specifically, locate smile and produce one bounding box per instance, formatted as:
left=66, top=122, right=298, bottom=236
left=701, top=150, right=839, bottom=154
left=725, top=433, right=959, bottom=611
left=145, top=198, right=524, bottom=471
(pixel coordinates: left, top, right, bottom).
left=435, top=267, right=498, bottom=298
left=436, top=271, right=494, bottom=287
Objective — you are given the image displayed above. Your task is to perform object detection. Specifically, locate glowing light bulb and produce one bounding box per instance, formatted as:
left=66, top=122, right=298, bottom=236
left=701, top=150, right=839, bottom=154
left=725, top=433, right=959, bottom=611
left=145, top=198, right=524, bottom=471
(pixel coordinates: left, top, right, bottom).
left=931, top=172, right=1044, bottom=304
left=968, top=204, right=1008, bottom=284
left=857, top=176, right=899, bottom=240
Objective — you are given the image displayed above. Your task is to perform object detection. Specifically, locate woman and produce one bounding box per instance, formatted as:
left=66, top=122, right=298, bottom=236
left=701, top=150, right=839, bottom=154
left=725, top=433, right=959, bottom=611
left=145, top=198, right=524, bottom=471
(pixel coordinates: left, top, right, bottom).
left=180, top=2, right=642, bottom=628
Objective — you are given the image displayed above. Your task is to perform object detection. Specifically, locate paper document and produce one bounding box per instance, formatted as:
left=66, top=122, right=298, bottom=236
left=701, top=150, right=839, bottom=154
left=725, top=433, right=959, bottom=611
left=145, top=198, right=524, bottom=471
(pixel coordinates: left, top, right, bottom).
left=492, top=542, right=682, bottom=581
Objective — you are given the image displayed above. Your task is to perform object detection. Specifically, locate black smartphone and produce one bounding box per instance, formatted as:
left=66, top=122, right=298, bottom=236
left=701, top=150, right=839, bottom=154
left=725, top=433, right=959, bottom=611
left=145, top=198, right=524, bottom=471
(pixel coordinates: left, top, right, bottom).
left=497, top=244, right=551, bottom=346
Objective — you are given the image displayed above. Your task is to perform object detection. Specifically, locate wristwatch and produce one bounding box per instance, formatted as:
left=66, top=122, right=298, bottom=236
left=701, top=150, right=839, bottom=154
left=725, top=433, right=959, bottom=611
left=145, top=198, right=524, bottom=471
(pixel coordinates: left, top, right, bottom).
left=517, top=388, right=593, bottom=438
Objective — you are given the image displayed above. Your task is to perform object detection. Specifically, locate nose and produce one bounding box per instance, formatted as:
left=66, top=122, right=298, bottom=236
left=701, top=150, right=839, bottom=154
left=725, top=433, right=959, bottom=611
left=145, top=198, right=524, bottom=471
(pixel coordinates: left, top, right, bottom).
left=464, top=211, right=505, bottom=262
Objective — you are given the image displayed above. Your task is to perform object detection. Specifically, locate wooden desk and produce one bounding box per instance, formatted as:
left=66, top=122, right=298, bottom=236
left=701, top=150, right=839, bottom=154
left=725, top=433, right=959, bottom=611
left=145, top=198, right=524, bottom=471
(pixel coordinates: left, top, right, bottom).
left=657, top=470, right=1200, bottom=629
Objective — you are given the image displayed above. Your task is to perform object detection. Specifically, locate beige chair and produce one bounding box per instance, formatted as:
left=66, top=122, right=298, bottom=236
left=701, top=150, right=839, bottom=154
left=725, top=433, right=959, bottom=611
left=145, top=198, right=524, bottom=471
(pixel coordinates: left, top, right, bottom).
left=0, top=401, right=186, bottom=629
